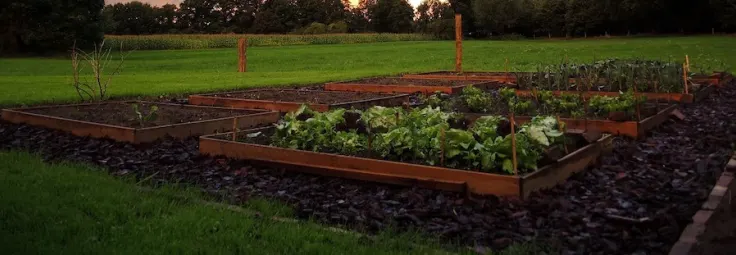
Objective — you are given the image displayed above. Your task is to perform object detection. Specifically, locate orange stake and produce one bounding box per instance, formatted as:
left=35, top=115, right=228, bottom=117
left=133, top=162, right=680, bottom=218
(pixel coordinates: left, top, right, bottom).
left=683, top=63, right=689, bottom=94
left=232, top=118, right=238, bottom=141
left=556, top=115, right=568, bottom=154
left=238, top=38, right=247, bottom=72
left=455, top=14, right=463, bottom=73
left=510, top=113, right=518, bottom=176
left=440, top=127, right=446, bottom=167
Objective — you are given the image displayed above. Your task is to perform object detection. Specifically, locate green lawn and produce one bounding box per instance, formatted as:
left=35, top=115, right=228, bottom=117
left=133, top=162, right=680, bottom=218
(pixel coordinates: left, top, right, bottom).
left=1, top=36, right=734, bottom=106
left=0, top=151, right=472, bottom=255
left=0, top=36, right=733, bottom=254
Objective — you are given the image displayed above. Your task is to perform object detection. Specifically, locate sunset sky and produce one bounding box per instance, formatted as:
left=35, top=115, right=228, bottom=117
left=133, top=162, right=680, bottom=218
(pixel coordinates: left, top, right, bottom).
left=105, top=0, right=424, bottom=8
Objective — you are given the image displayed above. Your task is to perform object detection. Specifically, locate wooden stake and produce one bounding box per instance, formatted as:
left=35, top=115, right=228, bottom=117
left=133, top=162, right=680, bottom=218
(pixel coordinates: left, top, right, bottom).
left=634, top=81, right=641, bottom=121
left=556, top=115, right=568, bottom=154
left=510, top=113, right=518, bottom=176
left=683, top=63, right=689, bottom=94
left=455, top=14, right=463, bottom=73
left=238, top=38, right=247, bottom=72
left=583, top=96, right=589, bottom=131
left=685, top=55, right=690, bottom=73
left=367, top=124, right=372, bottom=157
left=504, top=58, right=509, bottom=74
left=654, top=80, right=660, bottom=112
left=440, top=127, right=446, bottom=167
left=232, top=118, right=238, bottom=141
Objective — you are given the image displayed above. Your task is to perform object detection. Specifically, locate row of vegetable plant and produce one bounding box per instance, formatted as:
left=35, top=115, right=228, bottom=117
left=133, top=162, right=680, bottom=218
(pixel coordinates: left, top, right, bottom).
left=257, top=105, right=568, bottom=175
left=420, top=86, right=649, bottom=121
left=512, top=59, right=697, bottom=93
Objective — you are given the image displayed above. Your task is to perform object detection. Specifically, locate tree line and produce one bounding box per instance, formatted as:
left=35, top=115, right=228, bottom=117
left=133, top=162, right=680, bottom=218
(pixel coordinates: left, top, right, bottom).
left=2, top=0, right=736, bottom=53
left=102, top=0, right=736, bottom=37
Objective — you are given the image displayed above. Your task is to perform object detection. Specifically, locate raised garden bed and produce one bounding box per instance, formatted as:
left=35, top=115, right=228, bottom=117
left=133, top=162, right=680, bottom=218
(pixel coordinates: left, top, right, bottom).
left=417, top=86, right=682, bottom=138
left=188, top=89, right=409, bottom=112
left=465, top=104, right=680, bottom=139
left=692, top=72, right=734, bottom=87
left=1, top=101, right=279, bottom=144
left=324, top=77, right=497, bottom=94
left=512, top=88, right=715, bottom=104
left=199, top=108, right=612, bottom=198
left=402, top=71, right=520, bottom=83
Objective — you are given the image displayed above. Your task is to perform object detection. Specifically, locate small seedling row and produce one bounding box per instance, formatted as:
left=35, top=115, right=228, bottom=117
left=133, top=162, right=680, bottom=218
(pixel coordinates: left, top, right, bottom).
left=189, top=89, right=409, bottom=112
left=324, top=77, right=500, bottom=94
left=1, top=101, right=279, bottom=144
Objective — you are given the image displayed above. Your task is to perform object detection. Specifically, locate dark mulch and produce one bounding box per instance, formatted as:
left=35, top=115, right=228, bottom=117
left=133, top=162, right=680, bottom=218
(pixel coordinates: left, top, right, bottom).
left=204, top=90, right=398, bottom=104
left=18, top=102, right=259, bottom=128
left=339, top=78, right=485, bottom=86
left=2, top=83, right=735, bottom=254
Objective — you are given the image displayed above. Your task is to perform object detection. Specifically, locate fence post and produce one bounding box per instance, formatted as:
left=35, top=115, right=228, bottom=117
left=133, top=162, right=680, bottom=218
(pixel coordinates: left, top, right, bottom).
left=238, top=38, right=247, bottom=72
left=455, top=14, right=462, bottom=74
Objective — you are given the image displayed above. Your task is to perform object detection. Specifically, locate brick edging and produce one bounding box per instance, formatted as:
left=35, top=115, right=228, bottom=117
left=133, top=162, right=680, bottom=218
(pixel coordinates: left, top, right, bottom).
left=669, top=152, right=736, bottom=255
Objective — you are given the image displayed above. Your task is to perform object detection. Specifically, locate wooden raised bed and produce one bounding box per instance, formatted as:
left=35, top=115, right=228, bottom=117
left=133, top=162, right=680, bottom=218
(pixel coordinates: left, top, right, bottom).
left=189, top=89, right=409, bottom=112
left=464, top=105, right=680, bottom=139
left=692, top=72, right=734, bottom=87
left=513, top=90, right=697, bottom=103
left=199, top=128, right=613, bottom=198
left=1, top=101, right=280, bottom=144
left=324, top=77, right=498, bottom=95
left=402, top=71, right=521, bottom=83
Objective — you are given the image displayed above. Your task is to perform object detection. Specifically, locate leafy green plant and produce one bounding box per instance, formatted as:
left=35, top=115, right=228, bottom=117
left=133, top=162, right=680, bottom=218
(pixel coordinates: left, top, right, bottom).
left=589, top=91, right=646, bottom=118
left=461, top=86, right=493, bottom=113
left=131, top=103, right=159, bottom=127
left=269, top=106, right=568, bottom=175
left=332, top=131, right=366, bottom=155
left=470, top=116, right=506, bottom=141
left=360, top=106, right=402, bottom=132
left=420, top=91, right=450, bottom=110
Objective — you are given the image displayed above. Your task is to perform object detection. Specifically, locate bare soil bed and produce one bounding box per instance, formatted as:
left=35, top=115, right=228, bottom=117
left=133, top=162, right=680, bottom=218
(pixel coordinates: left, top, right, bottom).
left=206, top=90, right=398, bottom=104
left=2, top=81, right=735, bottom=254
left=21, top=102, right=259, bottom=128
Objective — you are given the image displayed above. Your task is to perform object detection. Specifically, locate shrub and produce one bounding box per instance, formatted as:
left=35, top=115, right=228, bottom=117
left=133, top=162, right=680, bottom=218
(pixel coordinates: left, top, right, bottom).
left=303, top=23, right=327, bottom=34
left=327, top=21, right=349, bottom=33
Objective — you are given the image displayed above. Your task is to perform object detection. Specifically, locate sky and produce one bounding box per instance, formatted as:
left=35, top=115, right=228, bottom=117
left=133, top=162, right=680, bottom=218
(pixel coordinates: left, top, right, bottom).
left=105, top=0, right=423, bottom=8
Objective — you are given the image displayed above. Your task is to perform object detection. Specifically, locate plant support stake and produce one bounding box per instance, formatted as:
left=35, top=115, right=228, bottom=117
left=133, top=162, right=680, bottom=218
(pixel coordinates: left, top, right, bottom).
left=238, top=38, right=247, bottom=72
left=440, top=127, right=446, bottom=167
left=510, top=112, right=518, bottom=176
left=683, top=63, right=689, bottom=94
left=232, top=117, right=238, bottom=141
left=455, top=14, right=462, bottom=73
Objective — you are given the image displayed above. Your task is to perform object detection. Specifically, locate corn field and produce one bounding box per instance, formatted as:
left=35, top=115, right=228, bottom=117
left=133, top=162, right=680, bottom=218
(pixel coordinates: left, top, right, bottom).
left=105, top=33, right=439, bottom=51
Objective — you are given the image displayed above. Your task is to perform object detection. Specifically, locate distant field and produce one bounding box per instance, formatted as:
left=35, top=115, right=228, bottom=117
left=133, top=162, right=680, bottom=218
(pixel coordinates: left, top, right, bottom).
left=106, top=33, right=439, bottom=50
left=0, top=36, right=734, bottom=106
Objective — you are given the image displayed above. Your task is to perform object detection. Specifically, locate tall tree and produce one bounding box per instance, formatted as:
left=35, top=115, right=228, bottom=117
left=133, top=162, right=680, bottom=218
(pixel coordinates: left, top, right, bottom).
left=250, top=0, right=300, bottom=33
left=0, top=0, right=104, bottom=53
left=448, top=0, right=475, bottom=34
left=369, top=0, right=414, bottom=33
left=215, top=0, right=259, bottom=33
left=178, top=0, right=221, bottom=33
left=295, top=0, right=347, bottom=28
left=103, top=2, right=158, bottom=35
left=473, top=0, right=527, bottom=35
left=155, top=4, right=179, bottom=33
